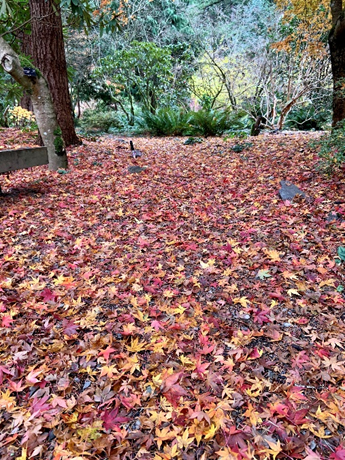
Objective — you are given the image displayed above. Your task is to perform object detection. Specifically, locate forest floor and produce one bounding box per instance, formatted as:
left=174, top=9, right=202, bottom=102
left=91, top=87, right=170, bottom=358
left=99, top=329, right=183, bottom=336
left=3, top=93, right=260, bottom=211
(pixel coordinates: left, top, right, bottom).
left=0, top=128, right=345, bottom=460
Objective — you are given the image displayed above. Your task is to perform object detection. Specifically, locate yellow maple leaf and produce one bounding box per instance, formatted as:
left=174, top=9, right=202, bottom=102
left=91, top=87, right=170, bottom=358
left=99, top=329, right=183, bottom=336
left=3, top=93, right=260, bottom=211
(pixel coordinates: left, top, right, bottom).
left=265, top=439, right=282, bottom=459
left=233, top=296, right=250, bottom=308
left=309, top=425, right=332, bottom=439
left=130, top=296, right=138, bottom=308
left=16, top=448, right=27, bottom=460
left=163, top=289, right=175, bottom=298
left=212, top=408, right=227, bottom=429
left=265, top=249, right=281, bottom=261
left=200, top=258, right=216, bottom=269
left=177, top=428, right=194, bottom=449
left=126, top=337, right=147, bottom=353
left=100, top=365, right=118, bottom=378
left=204, top=423, right=218, bottom=440
left=171, top=305, right=186, bottom=315
left=282, top=271, right=298, bottom=280
left=155, top=426, right=178, bottom=449
left=243, top=403, right=262, bottom=426
left=133, top=308, right=147, bottom=322
left=319, top=279, right=335, bottom=288
left=313, top=406, right=331, bottom=423
left=122, top=354, right=141, bottom=374
left=0, top=390, right=16, bottom=411
left=287, top=288, right=300, bottom=297
left=216, top=448, right=239, bottom=460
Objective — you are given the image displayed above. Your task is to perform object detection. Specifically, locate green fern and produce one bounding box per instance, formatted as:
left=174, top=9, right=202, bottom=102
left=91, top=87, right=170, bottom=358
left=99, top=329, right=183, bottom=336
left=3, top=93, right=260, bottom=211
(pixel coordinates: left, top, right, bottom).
left=137, top=108, right=189, bottom=136
left=187, top=109, right=231, bottom=137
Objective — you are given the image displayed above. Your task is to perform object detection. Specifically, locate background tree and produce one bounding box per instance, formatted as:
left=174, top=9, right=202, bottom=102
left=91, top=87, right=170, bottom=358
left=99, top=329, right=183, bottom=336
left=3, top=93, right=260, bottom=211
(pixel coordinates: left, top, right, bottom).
left=274, top=0, right=344, bottom=126
left=329, top=0, right=345, bottom=125
left=29, top=0, right=80, bottom=146
left=0, top=35, right=68, bottom=169
left=0, top=0, right=123, bottom=145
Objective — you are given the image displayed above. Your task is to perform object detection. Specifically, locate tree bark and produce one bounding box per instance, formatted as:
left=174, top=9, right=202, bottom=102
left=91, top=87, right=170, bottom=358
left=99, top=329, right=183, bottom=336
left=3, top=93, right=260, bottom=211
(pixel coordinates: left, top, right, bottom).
left=329, top=3, right=345, bottom=126
left=29, top=0, right=81, bottom=146
left=0, top=36, right=68, bottom=170
left=18, top=30, right=33, bottom=112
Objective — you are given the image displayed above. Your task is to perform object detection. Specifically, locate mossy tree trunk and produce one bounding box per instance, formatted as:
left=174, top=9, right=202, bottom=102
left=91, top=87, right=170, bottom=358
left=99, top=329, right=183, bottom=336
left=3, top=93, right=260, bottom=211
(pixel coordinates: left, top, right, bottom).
left=0, top=36, right=68, bottom=171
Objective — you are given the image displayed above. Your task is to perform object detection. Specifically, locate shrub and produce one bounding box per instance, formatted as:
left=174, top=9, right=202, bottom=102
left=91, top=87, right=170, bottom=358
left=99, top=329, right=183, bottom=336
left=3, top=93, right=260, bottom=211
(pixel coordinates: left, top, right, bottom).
left=231, top=142, right=253, bottom=153
left=187, top=109, right=231, bottom=137
left=137, top=107, right=246, bottom=138
left=80, top=109, right=123, bottom=132
left=314, top=120, right=345, bottom=173
left=137, top=108, right=188, bottom=136
left=286, top=105, right=331, bottom=131
left=8, top=106, right=37, bottom=131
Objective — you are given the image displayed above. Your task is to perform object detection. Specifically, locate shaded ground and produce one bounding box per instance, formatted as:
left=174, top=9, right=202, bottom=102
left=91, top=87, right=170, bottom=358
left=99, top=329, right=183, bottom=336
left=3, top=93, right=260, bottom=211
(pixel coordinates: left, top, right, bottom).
left=0, top=129, right=345, bottom=460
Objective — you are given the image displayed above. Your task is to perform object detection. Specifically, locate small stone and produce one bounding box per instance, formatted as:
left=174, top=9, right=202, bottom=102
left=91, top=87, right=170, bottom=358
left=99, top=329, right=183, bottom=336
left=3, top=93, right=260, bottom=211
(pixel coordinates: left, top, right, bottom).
left=279, top=180, right=306, bottom=201
left=48, top=430, right=56, bottom=441
left=326, top=211, right=343, bottom=222
left=282, top=322, right=292, bottom=328
left=133, top=420, right=141, bottom=430
left=82, top=380, right=91, bottom=390
left=128, top=166, right=145, bottom=174
left=309, top=440, right=316, bottom=450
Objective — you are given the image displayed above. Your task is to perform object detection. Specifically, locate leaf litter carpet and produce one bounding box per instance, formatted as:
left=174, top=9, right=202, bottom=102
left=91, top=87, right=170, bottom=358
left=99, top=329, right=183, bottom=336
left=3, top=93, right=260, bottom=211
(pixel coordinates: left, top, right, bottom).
left=0, top=129, right=345, bottom=460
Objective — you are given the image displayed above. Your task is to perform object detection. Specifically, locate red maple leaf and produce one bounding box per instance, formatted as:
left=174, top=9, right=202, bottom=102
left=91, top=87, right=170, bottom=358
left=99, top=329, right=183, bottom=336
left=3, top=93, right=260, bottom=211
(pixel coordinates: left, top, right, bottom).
left=331, top=447, right=345, bottom=460
left=99, top=347, right=116, bottom=361
left=2, top=315, right=13, bottom=327
left=40, top=288, right=57, bottom=302
left=0, top=365, right=13, bottom=384
left=101, top=407, right=131, bottom=430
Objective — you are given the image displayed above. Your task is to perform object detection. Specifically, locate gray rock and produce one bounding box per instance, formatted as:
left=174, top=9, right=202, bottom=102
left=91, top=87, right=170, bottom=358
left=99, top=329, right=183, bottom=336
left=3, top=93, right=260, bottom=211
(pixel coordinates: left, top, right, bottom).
left=279, top=180, right=306, bottom=201
left=128, top=166, right=145, bottom=174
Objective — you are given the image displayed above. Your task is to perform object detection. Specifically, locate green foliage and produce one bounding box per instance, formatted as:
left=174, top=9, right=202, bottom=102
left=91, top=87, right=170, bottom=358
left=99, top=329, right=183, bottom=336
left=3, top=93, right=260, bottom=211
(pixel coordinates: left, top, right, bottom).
left=231, top=142, right=253, bottom=153
left=0, top=73, right=23, bottom=127
left=93, top=42, right=174, bottom=117
left=286, top=105, right=331, bottom=131
left=315, top=120, right=345, bottom=173
left=224, top=111, right=252, bottom=138
left=184, top=137, right=203, bottom=145
left=187, top=109, right=231, bottom=137
left=138, top=107, right=240, bottom=137
left=137, top=108, right=188, bottom=136
left=337, top=246, right=345, bottom=262
left=90, top=41, right=194, bottom=122
left=80, top=109, right=124, bottom=133
left=53, top=127, right=64, bottom=154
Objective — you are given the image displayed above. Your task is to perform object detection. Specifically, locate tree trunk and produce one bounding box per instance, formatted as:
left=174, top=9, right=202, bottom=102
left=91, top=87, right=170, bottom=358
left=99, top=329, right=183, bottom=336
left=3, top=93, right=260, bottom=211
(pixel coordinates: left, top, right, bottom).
left=18, top=30, right=33, bottom=112
left=0, top=36, right=68, bottom=170
left=29, top=0, right=81, bottom=146
left=329, top=4, right=345, bottom=126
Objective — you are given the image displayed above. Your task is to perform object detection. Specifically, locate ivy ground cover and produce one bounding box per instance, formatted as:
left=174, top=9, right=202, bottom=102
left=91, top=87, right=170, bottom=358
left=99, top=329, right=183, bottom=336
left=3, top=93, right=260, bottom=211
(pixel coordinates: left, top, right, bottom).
left=0, top=129, right=345, bottom=460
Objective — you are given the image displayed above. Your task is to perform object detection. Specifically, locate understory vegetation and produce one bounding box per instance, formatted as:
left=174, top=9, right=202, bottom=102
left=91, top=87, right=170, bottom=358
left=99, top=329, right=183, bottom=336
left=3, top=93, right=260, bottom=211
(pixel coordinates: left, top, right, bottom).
left=0, top=0, right=333, bottom=137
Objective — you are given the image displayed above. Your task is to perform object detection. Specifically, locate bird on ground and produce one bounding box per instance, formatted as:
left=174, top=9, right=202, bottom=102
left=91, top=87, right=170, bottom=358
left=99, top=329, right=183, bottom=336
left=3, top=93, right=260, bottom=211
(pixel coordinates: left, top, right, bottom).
left=130, top=140, right=143, bottom=159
